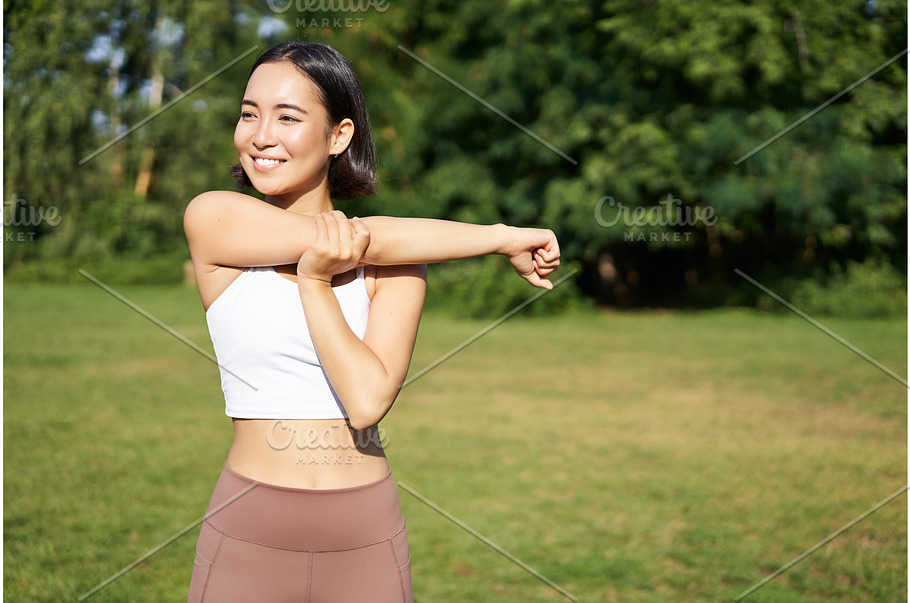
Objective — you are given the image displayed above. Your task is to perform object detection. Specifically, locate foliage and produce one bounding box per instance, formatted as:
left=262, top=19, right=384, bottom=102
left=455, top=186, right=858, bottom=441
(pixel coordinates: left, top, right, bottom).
left=788, top=257, right=908, bottom=318
left=422, top=257, right=592, bottom=318
left=4, top=0, right=255, bottom=278
left=4, top=0, right=906, bottom=316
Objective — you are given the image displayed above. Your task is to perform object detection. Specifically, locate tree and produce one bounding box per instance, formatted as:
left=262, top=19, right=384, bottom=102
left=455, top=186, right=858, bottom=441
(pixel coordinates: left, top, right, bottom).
left=6, top=0, right=906, bottom=315
left=4, top=0, right=262, bottom=282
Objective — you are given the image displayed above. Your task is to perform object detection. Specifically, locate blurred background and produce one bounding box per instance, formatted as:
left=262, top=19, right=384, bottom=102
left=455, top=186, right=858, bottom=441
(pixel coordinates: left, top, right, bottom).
left=4, top=0, right=906, bottom=317
left=3, top=2, right=908, bottom=602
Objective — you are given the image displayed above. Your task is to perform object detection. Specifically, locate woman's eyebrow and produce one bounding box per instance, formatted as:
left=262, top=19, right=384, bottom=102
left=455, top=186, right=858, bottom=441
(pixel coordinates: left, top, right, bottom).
left=275, top=102, right=308, bottom=114
left=240, top=99, right=308, bottom=114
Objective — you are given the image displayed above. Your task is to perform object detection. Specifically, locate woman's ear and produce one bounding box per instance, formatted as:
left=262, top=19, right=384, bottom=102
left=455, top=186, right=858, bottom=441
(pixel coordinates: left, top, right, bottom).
left=329, top=118, right=355, bottom=156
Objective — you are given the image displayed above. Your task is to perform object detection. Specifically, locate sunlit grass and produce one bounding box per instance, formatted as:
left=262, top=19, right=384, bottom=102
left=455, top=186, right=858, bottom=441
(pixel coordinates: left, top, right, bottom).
left=4, top=283, right=906, bottom=602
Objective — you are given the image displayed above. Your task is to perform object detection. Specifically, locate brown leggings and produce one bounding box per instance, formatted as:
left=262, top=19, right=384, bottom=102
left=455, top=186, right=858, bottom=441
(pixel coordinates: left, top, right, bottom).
left=188, top=464, right=412, bottom=602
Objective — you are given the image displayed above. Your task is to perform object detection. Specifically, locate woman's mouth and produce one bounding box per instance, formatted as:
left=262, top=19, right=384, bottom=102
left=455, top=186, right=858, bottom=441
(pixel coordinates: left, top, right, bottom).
left=251, top=156, right=286, bottom=170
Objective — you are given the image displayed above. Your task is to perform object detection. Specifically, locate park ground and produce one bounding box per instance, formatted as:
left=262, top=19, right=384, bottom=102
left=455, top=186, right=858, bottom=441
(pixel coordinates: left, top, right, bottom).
left=4, top=282, right=907, bottom=602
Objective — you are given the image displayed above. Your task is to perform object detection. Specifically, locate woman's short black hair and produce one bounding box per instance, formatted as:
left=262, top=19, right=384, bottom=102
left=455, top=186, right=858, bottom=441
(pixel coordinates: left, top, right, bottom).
left=232, top=41, right=377, bottom=200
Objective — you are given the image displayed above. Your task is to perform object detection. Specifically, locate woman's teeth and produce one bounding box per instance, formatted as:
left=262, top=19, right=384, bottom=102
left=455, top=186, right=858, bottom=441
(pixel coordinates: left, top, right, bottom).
left=254, top=157, right=283, bottom=166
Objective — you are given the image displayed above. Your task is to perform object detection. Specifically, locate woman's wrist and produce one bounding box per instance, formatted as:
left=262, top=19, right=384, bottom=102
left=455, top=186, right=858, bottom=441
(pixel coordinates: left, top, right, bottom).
left=491, top=223, right=512, bottom=256
left=296, top=272, right=333, bottom=287
left=494, top=223, right=521, bottom=257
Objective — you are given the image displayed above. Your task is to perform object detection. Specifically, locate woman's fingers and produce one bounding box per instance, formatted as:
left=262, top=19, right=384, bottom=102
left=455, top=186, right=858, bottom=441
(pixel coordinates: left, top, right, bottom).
left=536, top=248, right=558, bottom=265
left=532, top=233, right=560, bottom=278
left=314, top=212, right=328, bottom=245
left=322, top=211, right=341, bottom=255
left=325, top=210, right=369, bottom=261
left=330, top=210, right=352, bottom=247
left=525, top=270, right=554, bottom=290
left=311, top=211, right=369, bottom=264
left=299, top=211, right=367, bottom=280
left=505, top=227, right=562, bottom=289
left=351, top=217, right=371, bottom=260
left=538, top=235, right=560, bottom=263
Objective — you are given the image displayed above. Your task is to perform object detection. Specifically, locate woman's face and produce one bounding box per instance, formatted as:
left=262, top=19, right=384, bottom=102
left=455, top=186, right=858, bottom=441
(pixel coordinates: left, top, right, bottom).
left=234, top=61, right=339, bottom=198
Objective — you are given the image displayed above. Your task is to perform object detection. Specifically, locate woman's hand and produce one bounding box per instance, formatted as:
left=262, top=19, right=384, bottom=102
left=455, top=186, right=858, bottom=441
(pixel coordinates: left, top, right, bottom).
left=297, top=211, right=371, bottom=283
left=503, top=226, right=561, bottom=289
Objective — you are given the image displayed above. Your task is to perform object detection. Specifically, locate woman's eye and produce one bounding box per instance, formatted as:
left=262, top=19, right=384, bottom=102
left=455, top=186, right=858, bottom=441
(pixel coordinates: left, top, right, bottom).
left=279, top=115, right=300, bottom=123
left=240, top=111, right=256, bottom=120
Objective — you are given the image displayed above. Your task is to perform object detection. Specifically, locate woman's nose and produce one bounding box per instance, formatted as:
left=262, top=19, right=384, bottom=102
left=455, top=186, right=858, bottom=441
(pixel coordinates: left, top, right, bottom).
left=253, top=119, right=277, bottom=148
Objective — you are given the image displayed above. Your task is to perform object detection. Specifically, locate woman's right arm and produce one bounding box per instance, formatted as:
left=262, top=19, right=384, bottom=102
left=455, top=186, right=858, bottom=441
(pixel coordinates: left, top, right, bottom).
left=184, top=191, right=319, bottom=268
left=184, top=190, right=560, bottom=287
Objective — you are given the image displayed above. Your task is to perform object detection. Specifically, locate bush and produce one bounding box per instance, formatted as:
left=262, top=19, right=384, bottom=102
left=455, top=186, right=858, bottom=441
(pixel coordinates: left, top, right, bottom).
left=422, top=256, right=592, bottom=318
left=4, top=252, right=189, bottom=285
left=4, top=190, right=190, bottom=285
left=788, top=258, right=907, bottom=318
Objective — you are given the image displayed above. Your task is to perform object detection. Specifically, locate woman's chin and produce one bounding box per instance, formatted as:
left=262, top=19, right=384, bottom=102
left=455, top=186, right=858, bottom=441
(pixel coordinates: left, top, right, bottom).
left=250, top=180, right=287, bottom=197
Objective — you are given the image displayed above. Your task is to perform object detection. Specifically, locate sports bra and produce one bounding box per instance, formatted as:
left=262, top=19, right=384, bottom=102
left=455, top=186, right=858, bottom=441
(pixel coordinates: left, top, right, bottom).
left=205, top=266, right=371, bottom=420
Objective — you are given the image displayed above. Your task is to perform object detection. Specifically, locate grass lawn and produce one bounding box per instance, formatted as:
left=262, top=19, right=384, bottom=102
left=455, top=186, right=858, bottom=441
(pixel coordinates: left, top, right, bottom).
left=4, top=281, right=907, bottom=602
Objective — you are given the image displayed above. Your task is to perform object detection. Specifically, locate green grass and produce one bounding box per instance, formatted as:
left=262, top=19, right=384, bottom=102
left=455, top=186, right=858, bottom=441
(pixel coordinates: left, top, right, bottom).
left=4, top=283, right=907, bottom=602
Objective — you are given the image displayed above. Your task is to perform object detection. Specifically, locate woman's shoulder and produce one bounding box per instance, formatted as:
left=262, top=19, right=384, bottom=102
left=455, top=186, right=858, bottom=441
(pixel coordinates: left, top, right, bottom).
left=185, top=189, right=260, bottom=216
left=183, top=190, right=268, bottom=244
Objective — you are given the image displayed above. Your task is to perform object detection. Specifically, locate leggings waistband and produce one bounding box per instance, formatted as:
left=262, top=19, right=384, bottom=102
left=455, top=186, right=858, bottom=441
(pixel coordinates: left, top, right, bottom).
left=203, top=463, right=405, bottom=552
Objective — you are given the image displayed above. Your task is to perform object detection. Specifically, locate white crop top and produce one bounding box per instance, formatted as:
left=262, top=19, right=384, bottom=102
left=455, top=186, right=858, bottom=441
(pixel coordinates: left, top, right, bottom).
left=205, top=267, right=371, bottom=419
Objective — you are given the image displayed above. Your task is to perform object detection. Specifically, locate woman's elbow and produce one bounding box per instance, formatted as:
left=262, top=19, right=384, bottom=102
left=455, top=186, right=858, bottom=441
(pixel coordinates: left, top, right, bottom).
left=343, top=391, right=399, bottom=430
left=345, top=407, right=385, bottom=431
left=346, top=414, right=380, bottom=431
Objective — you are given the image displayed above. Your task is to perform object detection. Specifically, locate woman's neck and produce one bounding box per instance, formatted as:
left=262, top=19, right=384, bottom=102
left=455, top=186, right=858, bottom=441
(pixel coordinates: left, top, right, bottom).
left=266, top=187, right=334, bottom=216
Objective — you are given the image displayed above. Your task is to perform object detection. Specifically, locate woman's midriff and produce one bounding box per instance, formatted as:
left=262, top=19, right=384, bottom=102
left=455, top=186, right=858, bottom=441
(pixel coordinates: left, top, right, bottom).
left=226, top=418, right=391, bottom=489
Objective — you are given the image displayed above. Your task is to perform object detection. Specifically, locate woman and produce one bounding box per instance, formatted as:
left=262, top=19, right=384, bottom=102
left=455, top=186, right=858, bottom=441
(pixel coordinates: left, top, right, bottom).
left=185, top=41, right=559, bottom=602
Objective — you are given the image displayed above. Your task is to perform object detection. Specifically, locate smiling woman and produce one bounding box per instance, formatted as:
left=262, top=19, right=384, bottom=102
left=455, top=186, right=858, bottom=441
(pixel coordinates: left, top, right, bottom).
left=234, top=61, right=347, bottom=202
left=183, top=41, right=560, bottom=602
left=231, top=43, right=376, bottom=201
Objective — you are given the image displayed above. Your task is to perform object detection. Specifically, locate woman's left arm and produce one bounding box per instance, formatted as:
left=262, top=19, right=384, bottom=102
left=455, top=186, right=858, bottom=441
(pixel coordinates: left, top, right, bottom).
left=297, top=215, right=427, bottom=429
